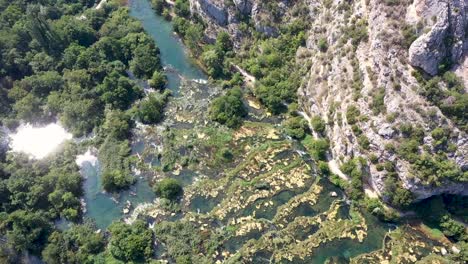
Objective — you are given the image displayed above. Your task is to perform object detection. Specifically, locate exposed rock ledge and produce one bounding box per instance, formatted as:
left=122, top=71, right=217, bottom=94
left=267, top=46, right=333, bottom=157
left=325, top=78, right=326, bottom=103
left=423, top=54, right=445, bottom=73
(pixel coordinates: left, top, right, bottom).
left=409, top=0, right=467, bottom=75
left=190, top=0, right=228, bottom=26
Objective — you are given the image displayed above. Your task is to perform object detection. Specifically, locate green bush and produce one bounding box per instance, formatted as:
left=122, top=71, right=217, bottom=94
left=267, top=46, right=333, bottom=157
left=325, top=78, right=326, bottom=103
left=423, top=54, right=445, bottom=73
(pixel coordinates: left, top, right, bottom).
left=358, top=135, right=370, bottom=150
left=370, top=88, right=386, bottom=114
left=311, top=116, right=326, bottom=135
left=302, top=135, right=330, bottom=161
left=318, top=161, right=330, bottom=176
left=440, top=215, right=467, bottom=241
left=136, top=91, right=170, bottom=124
left=149, top=70, right=167, bottom=90
left=340, top=158, right=365, bottom=200
left=318, top=37, right=328, bottom=52
left=153, top=178, right=183, bottom=201
left=152, top=0, right=166, bottom=14
left=174, top=0, right=190, bottom=17
left=209, top=87, right=247, bottom=128
left=42, top=222, right=104, bottom=264
left=108, top=221, right=153, bottom=262
left=102, top=169, right=135, bottom=192
left=346, top=105, right=361, bottom=125
left=284, top=116, right=308, bottom=139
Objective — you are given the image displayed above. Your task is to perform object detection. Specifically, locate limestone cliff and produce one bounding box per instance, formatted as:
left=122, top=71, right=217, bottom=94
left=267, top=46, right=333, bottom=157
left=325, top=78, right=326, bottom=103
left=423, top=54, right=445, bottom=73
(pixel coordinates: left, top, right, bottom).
left=188, top=0, right=468, bottom=201
left=408, top=0, right=467, bottom=76
left=297, top=0, right=467, bottom=201
left=188, top=0, right=306, bottom=44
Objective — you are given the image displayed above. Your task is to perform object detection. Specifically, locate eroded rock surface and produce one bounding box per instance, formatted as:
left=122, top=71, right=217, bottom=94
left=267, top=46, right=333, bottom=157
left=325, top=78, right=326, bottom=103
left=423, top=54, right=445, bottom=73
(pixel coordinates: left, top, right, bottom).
left=189, top=0, right=467, bottom=201
left=408, top=0, right=467, bottom=75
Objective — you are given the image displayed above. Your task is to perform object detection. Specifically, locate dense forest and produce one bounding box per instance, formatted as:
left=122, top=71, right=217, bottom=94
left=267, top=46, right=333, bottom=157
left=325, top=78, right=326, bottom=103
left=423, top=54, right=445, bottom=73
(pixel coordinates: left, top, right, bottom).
left=0, top=0, right=171, bottom=262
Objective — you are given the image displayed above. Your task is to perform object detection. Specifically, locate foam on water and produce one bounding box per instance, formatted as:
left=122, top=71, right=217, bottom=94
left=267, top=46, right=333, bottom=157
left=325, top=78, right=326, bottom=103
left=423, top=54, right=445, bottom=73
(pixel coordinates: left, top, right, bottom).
left=76, top=149, right=98, bottom=167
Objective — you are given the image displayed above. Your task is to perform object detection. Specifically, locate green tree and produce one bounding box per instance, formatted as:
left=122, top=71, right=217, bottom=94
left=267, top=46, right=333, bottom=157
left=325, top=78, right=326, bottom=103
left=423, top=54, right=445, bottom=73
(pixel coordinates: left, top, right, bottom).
left=42, top=222, right=104, bottom=264
left=174, top=0, right=190, bottom=17
left=5, top=210, right=51, bottom=253
left=102, top=169, right=135, bottom=192
left=108, top=220, right=153, bottom=262
left=136, top=91, right=170, bottom=124
left=12, top=93, right=42, bottom=122
left=102, top=109, right=131, bottom=140
left=284, top=116, right=308, bottom=139
left=209, top=87, right=247, bottom=128
left=152, top=0, right=166, bottom=14
left=130, top=43, right=161, bottom=79
left=440, top=215, right=467, bottom=241
left=302, top=135, right=330, bottom=161
left=97, top=71, right=143, bottom=110
left=153, top=178, right=183, bottom=201
left=202, top=48, right=224, bottom=78
left=149, top=70, right=167, bottom=90
left=311, top=116, right=326, bottom=135
left=215, top=31, right=233, bottom=53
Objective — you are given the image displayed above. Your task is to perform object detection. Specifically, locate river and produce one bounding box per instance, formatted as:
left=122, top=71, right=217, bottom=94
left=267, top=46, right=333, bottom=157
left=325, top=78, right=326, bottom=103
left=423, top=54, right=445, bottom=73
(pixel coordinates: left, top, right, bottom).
left=81, top=0, right=392, bottom=261
left=80, top=0, right=206, bottom=229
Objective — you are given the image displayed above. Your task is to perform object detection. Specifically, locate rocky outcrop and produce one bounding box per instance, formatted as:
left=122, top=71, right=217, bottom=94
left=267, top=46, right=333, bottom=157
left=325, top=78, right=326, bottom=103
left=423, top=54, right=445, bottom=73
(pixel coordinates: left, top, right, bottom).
left=233, top=0, right=253, bottom=15
left=190, top=0, right=228, bottom=26
left=189, top=0, right=467, bottom=201
left=409, top=0, right=468, bottom=75
left=298, top=0, right=467, bottom=201
left=189, top=0, right=300, bottom=44
left=402, top=176, right=468, bottom=201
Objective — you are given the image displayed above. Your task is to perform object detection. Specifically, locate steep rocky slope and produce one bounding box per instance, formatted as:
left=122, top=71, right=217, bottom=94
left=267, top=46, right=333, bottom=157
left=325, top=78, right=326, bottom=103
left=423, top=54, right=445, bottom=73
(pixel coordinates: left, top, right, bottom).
left=188, top=0, right=468, bottom=202
left=297, top=0, right=467, bottom=201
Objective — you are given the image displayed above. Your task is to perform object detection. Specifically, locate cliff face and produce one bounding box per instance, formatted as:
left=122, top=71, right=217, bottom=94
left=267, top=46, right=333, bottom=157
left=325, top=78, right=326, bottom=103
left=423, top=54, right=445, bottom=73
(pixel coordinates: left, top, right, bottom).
left=189, top=0, right=468, bottom=201
left=408, top=0, right=467, bottom=76
left=188, top=0, right=304, bottom=44
left=298, top=0, right=467, bottom=201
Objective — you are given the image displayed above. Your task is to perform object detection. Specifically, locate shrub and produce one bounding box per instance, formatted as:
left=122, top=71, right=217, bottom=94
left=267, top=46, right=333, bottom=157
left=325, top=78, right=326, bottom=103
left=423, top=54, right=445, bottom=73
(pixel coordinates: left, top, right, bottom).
left=302, top=135, right=330, bottom=161
left=102, top=169, right=135, bottom=192
left=209, top=87, right=247, bottom=128
left=369, top=154, right=379, bottom=164
left=153, top=178, right=183, bottom=201
left=152, top=0, right=166, bottom=14
left=401, top=24, right=418, bottom=48
left=311, top=116, right=326, bottom=135
left=136, top=90, right=170, bottom=124
left=370, top=87, right=386, bottom=115
left=440, top=215, right=467, bottom=241
left=149, top=70, right=167, bottom=90
left=284, top=116, right=308, bottom=139
left=346, top=105, right=360, bottom=125
left=318, top=161, right=330, bottom=176
left=341, top=158, right=365, bottom=200
left=318, top=37, right=328, bottom=52
left=358, top=135, right=370, bottom=150
left=108, top=221, right=153, bottom=262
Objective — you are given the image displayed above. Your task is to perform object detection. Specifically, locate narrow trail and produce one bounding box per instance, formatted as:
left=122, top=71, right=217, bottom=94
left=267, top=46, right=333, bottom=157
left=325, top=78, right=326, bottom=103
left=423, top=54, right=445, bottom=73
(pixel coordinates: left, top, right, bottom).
left=328, top=159, right=348, bottom=180
left=96, top=0, right=107, bottom=10
left=232, top=64, right=256, bottom=87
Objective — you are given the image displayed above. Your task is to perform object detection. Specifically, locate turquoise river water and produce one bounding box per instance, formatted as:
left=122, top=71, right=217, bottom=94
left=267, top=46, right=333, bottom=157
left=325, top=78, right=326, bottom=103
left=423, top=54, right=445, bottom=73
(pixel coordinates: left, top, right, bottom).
left=79, top=0, right=391, bottom=262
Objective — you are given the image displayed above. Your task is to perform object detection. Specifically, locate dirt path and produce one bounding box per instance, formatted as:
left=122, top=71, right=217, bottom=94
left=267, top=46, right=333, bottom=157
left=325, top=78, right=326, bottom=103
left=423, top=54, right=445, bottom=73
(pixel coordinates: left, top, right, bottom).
left=328, top=159, right=348, bottom=180
left=232, top=64, right=256, bottom=87
left=96, top=0, right=107, bottom=10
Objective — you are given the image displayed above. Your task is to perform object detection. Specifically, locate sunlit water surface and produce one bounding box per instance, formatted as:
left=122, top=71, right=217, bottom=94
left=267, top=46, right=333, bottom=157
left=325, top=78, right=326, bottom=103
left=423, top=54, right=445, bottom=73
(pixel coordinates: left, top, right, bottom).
left=9, top=123, right=72, bottom=159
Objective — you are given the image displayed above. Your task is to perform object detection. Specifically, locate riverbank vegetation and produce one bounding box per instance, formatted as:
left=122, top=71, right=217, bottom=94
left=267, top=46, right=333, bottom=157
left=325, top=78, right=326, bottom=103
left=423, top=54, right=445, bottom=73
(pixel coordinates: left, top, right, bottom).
left=0, top=0, right=466, bottom=263
left=0, top=0, right=170, bottom=261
